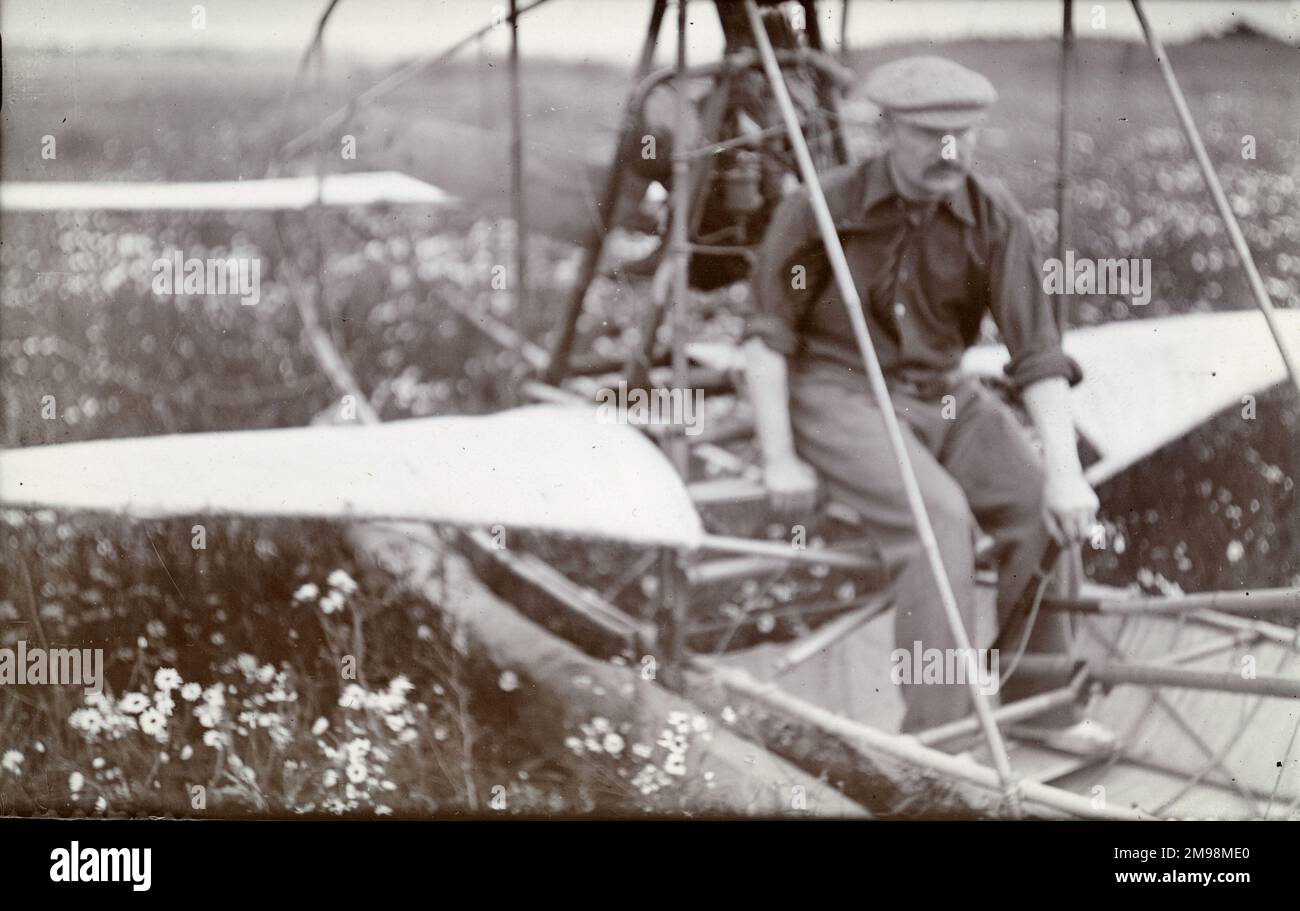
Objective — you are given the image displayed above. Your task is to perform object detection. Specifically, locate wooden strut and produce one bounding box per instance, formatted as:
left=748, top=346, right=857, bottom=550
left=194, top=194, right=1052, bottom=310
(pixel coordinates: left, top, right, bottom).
left=544, top=0, right=669, bottom=384
left=1130, top=0, right=1300, bottom=397
left=696, top=658, right=1149, bottom=820
left=1054, top=0, right=1074, bottom=336
left=656, top=0, right=697, bottom=680
left=1044, top=587, right=1300, bottom=616
left=740, top=0, right=1019, bottom=796
left=508, top=0, right=529, bottom=327
left=1011, top=654, right=1300, bottom=700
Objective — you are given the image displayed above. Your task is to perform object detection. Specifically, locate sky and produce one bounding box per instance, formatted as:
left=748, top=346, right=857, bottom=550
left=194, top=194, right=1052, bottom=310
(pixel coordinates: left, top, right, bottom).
left=3, top=1, right=1296, bottom=67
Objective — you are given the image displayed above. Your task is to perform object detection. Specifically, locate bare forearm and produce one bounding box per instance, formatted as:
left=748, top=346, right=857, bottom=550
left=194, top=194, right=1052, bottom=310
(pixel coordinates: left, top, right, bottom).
left=1021, top=377, right=1083, bottom=478
left=742, top=337, right=798, bottom=464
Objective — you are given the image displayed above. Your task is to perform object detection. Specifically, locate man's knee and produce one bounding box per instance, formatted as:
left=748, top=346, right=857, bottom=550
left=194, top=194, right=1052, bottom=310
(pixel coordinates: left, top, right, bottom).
left=1001, top=465, right=1047, bottom=541
left=922, top=482, right=977, bottom=550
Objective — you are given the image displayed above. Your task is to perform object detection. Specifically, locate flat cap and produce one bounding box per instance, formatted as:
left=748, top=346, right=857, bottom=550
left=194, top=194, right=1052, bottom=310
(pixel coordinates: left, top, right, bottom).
left=863, top=55, right=997, bottom=129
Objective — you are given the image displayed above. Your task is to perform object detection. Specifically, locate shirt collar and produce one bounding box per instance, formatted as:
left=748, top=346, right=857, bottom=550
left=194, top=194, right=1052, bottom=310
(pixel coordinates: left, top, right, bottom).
left=858, top=154, right=976, bottom=227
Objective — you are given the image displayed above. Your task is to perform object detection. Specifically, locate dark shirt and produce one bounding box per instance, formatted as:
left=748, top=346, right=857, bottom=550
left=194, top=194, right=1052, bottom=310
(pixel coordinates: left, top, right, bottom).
left=745, top=155, right=1082, bottom=392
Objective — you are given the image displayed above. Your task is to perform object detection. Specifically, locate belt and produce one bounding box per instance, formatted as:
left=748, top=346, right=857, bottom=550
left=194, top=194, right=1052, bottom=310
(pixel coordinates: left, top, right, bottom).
left=885, top=368, right=963, bottom=401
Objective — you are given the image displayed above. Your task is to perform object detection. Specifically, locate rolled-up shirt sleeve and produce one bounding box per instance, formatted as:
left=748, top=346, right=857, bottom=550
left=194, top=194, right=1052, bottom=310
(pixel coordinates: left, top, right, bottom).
left=743, top=186, right=816, bottom=356
left=987, top=204, right=1084, bottom=390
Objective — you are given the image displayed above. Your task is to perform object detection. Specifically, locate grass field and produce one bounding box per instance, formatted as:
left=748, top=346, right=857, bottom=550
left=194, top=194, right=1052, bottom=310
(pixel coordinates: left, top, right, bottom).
left=2, top=28, right=1299, bottom=816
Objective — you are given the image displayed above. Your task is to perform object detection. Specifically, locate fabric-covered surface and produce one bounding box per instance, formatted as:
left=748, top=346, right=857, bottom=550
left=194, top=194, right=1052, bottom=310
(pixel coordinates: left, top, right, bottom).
left=0, top=171, right=453, bottom=211
left=0, top=404, right=705, bottom=549
left=963, top=309, right=1300, bottom=483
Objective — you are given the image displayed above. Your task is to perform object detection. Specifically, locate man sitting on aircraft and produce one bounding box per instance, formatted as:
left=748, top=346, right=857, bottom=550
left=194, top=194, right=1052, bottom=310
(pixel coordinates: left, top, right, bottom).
left=743, top=55, right=1115, bottom=750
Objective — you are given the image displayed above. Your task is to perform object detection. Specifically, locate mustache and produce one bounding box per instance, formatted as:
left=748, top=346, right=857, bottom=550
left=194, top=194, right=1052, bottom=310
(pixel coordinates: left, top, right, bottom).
left=926, top=162, right=967, bottom=178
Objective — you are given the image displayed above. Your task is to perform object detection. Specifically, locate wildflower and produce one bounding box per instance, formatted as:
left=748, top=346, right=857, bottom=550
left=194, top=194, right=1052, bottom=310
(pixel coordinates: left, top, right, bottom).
left=346, top=763, right=368, bottom=785
left=328, top=569, right=359, bottom=595
left=602, top=733, right=625, bottom=755
left=69, top=771, right=85, bottom=794
left=95, top=796, right=108, bottom=812
left=323, top=769, right=339, bottom=788
left=201, top=730, right=227, bottom=749
left=691, top=715, right=709, bottom=734
left=293, top=583, right=320, bottom=603
left=180, top=745, right=194, bottom=761
left=139, top=708, right=166, bottom=739
left=389, top=675, right=414, bottom=697
left=180, top=682, right=202, bottom=702
left=154, top=693, right=176, bottom=717
left=398, top=729, right=418, bottom=744
left=1, top=750, right=22, bottom=775
left=319, top=590, right=346, bottom=615
left=34, top=741, right=44, bottom=753
left=92, top=757, right=105, bottom=770
left=591, top=717, right=611, bottom=734
left=664, top=753, right=687, bottom=776
left=312, top=717, right=330, bottom=737
left=564, top=736, right=583, bottom=754
left=498, top=670, right=520, bottom=692
left=118, top=693, right=150, bottom=715
left=632, top=742, right=653, bottom=759
left=375, top=805, right=393, bottom=816
left=154, top=667, right=182, bottom=692
left=69, top=708, right=105, bottom=737
left=667, top=710, right=689, bottom=729
left=417, top=625, right=434, bottom=641
left=195, top=701, right=222, bottom=729
left=721, top=705, right=738, bottom=724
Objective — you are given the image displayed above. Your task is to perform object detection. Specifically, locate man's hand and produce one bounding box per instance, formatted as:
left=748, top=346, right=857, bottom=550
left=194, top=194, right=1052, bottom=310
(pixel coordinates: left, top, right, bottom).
left=1041, top=468, right=1099, bottom=545
left=764, top=453, right=819, bottom=517
left=742, top=338, right=819, bottom=517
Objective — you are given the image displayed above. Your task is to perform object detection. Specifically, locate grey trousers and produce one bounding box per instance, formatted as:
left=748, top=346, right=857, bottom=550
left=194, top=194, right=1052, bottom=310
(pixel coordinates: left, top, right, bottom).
left=789, top=364, right=1079, bottom=733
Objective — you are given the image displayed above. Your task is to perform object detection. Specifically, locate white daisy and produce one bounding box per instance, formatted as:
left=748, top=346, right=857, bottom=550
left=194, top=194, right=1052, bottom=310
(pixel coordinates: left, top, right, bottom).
left=118, top=692, right=150, bottom=715
left=153, top=667, right=182, bottom=692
